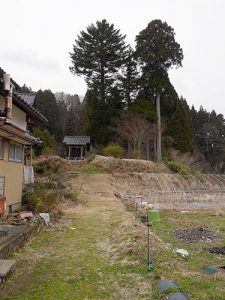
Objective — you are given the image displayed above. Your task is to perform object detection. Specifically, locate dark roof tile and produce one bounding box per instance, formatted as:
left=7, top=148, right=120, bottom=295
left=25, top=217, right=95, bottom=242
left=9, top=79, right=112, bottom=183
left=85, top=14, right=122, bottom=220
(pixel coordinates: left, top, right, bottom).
left=63, top=136, right=90, bottom=145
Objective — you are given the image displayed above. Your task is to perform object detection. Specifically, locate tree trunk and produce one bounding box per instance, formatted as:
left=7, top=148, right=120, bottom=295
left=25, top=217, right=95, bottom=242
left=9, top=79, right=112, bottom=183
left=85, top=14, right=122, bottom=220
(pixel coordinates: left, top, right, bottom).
left=137, top=142, right=141, bottom=159
left=146, top=142, right=150, bottom=160
left=156, top=94, right=162, bottom=161
left=100, top=61, right=105, bottom=102
left=128, top=141, right=132, bottom=158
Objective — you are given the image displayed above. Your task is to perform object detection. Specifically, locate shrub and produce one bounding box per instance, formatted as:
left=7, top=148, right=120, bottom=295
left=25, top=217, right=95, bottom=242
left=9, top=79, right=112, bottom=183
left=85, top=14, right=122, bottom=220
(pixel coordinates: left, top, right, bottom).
left=31, top=195, right=42, bottom=209
left=38, top=190, right=58, bottom=211
left=132, top=150, right=144, bottom=160
left=34, top=164, right=45, bottom=174
left=64, top=190, right=78, bottom=201
left=165, top=160, right=193, bottom=175
left=103, top=143, right=124, bottom=158
left=22, top=192, right=42, bottom=210
left=22, top=181, right=61, bottom=212
left=34, top=160, right=61, bottom=176
left=32, top=128, right=55, bottom=156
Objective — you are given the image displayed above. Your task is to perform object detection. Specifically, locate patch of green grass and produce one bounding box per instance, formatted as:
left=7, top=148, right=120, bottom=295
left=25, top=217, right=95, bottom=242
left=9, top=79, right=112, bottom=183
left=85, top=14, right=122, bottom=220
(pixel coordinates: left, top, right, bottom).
left=80, top=163, right=104, bottom=174
left=0, top=208, right=152, bottom=299
left=2, top=196, right=225, bottom=299
left=64, top=190, right=78, bottom=201
left=29, top=231, right=57, bottom=251
left=150, top=210, right=225, bottom=299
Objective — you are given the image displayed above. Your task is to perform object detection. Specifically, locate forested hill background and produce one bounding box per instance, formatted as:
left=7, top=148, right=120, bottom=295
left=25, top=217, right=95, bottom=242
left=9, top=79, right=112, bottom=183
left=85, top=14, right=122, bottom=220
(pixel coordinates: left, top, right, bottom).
left=22, top=19, right=225, bottom=174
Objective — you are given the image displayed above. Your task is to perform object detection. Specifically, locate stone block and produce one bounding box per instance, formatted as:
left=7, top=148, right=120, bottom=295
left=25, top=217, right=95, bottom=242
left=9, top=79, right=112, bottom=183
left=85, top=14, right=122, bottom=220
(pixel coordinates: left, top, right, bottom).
left=0, top=260, right=16, bottom=282
left=0, top=244, right=9, bottom=259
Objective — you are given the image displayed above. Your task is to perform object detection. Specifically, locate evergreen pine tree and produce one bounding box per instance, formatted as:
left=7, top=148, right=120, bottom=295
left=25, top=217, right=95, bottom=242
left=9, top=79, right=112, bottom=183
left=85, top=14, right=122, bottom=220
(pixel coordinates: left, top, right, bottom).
left=70, top=19, right=128, bottom=145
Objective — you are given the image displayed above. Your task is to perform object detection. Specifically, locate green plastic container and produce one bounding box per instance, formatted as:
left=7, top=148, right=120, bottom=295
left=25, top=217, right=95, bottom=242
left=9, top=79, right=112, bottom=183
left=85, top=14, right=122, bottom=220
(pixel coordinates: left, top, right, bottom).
left=148, top=210, right=160, bottom=222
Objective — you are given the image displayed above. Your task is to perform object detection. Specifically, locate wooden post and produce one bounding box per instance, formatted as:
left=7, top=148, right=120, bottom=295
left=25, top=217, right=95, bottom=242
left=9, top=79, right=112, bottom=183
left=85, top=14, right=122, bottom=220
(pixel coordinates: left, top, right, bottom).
left=68, top=146, right=71, bottom=160
left=30, top=146, right=32, bottom=166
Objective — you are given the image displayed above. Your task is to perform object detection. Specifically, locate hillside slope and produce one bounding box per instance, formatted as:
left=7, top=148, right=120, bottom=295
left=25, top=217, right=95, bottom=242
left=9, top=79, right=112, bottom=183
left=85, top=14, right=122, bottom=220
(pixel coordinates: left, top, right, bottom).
left=90, top=155, right=169, bottom=173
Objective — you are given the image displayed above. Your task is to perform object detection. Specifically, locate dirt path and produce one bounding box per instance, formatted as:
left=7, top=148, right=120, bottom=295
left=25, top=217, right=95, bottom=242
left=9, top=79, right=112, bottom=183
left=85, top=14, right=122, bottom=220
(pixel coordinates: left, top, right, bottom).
left=0, top=174, right=153, bottom=300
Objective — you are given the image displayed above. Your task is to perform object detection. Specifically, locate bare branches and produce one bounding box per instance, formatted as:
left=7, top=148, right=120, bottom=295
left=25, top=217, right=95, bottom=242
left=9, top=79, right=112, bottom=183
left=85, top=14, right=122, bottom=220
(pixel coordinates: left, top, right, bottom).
left=119, top=116, right=155, bottom=158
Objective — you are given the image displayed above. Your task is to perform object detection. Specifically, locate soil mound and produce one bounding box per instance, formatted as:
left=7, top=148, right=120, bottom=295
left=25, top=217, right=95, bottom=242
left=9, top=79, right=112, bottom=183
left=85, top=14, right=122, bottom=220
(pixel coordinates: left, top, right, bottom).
left=173, top=227, right=217, bottom=243
left=90, top=155, right=169, bottom=173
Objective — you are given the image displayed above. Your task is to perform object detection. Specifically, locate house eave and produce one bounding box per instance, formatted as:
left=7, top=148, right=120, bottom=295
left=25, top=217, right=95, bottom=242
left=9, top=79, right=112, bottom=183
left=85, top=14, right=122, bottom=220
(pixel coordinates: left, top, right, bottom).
left=0, top=123, right=39, bottom=145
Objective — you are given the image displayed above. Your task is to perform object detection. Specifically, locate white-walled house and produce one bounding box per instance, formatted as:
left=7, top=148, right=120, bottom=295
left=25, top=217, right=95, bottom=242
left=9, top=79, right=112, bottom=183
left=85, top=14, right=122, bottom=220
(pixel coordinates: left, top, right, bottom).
left=0, top=67, right=47, bottom=214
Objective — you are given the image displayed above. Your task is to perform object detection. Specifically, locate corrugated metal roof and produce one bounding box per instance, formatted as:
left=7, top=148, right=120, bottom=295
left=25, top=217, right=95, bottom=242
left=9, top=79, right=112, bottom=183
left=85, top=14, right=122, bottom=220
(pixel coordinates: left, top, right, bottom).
left=16, top=93, right=36, bottom=105
left=63, top=136, right=90, bottom=145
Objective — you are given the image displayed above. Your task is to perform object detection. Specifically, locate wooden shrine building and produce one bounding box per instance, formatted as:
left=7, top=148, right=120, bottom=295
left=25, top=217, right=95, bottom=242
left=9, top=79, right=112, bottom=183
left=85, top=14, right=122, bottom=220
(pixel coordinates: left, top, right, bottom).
left=63, top=136, right=91, bottom=160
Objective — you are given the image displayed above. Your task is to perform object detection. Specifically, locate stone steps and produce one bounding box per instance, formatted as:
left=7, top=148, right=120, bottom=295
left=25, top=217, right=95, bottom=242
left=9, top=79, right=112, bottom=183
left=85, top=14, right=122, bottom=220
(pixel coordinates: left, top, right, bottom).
left=0, top=260, right=16, bottom=283
left=67, top=172, right=79, bottom=178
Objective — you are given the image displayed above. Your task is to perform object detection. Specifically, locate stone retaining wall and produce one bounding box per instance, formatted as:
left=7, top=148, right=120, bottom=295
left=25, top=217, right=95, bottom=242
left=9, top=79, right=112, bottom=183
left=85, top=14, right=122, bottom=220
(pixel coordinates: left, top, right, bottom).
left=0, top=223, right=42, bottom=259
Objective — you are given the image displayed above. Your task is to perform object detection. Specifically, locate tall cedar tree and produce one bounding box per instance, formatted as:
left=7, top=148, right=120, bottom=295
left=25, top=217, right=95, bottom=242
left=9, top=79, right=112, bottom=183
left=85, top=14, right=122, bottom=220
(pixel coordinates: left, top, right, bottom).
left=85, top=89, right=111, bottom=145
left=54, top=93, right=84, bottom=139
left=56, top=99, right=67, bottom=141
left=34, top=90, right=60, bottom=138
left=165, top=99, right=193, bottom=153
left=64, top=95, right=82, bottom=136
left=135, top=19, right=183, bottom=94
left=135, top=19, right=183, bottom=99
left=70, top=19, right=128, bottom=145
left=160, top=81, right=193, bottom=153
left=85, top=87, right=124, bottom=145
left=191, top=107, right=225, bottom=172
left=120, top=47, right=139, bottom=106
left=20, top=84, right=33, bottom=93
left=128, top=99, right=156, bottom=122
left=135, top=20, right=193, bottom=153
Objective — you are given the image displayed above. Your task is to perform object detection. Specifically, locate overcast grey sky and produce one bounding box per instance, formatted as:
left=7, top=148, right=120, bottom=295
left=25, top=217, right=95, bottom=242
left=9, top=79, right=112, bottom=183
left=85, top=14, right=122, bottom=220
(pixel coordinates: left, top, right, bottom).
left=0, top=0, right=225, bottom=114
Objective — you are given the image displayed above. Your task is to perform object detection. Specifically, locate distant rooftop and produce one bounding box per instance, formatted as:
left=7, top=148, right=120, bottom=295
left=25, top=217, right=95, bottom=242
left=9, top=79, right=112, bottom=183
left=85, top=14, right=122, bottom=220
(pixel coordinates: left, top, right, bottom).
left=16, top=92, right=36, bottom=106
left=63, top=136, right=90, bottom=145
left=0, top=66, right=47, bottom=123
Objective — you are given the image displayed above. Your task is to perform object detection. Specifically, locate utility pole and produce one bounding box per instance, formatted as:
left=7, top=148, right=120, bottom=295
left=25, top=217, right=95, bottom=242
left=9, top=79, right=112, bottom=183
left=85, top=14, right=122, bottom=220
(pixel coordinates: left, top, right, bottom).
left=156, top=94, right=161, bottom=161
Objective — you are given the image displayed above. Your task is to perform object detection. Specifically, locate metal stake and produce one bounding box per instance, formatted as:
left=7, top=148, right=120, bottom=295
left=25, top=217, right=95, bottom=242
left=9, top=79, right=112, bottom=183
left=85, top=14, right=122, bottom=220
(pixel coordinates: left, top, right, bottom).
left=135, top=202, right=138, bottom=220
left=147, top=222, right=153, bottom=271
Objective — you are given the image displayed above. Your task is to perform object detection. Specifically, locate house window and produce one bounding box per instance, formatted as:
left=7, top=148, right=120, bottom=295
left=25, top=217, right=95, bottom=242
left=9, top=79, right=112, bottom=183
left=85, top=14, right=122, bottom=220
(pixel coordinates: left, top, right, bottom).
left=0, top=177, right=4, bottom=195
left=9, top=143, right=23, bottom=163
left=0, top=138, right=3, bottom=159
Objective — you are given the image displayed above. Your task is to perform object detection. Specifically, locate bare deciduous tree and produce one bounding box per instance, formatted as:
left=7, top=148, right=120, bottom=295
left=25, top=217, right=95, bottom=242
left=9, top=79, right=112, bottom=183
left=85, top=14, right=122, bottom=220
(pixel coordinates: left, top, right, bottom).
left=119, top=116, right=155, bottom=159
